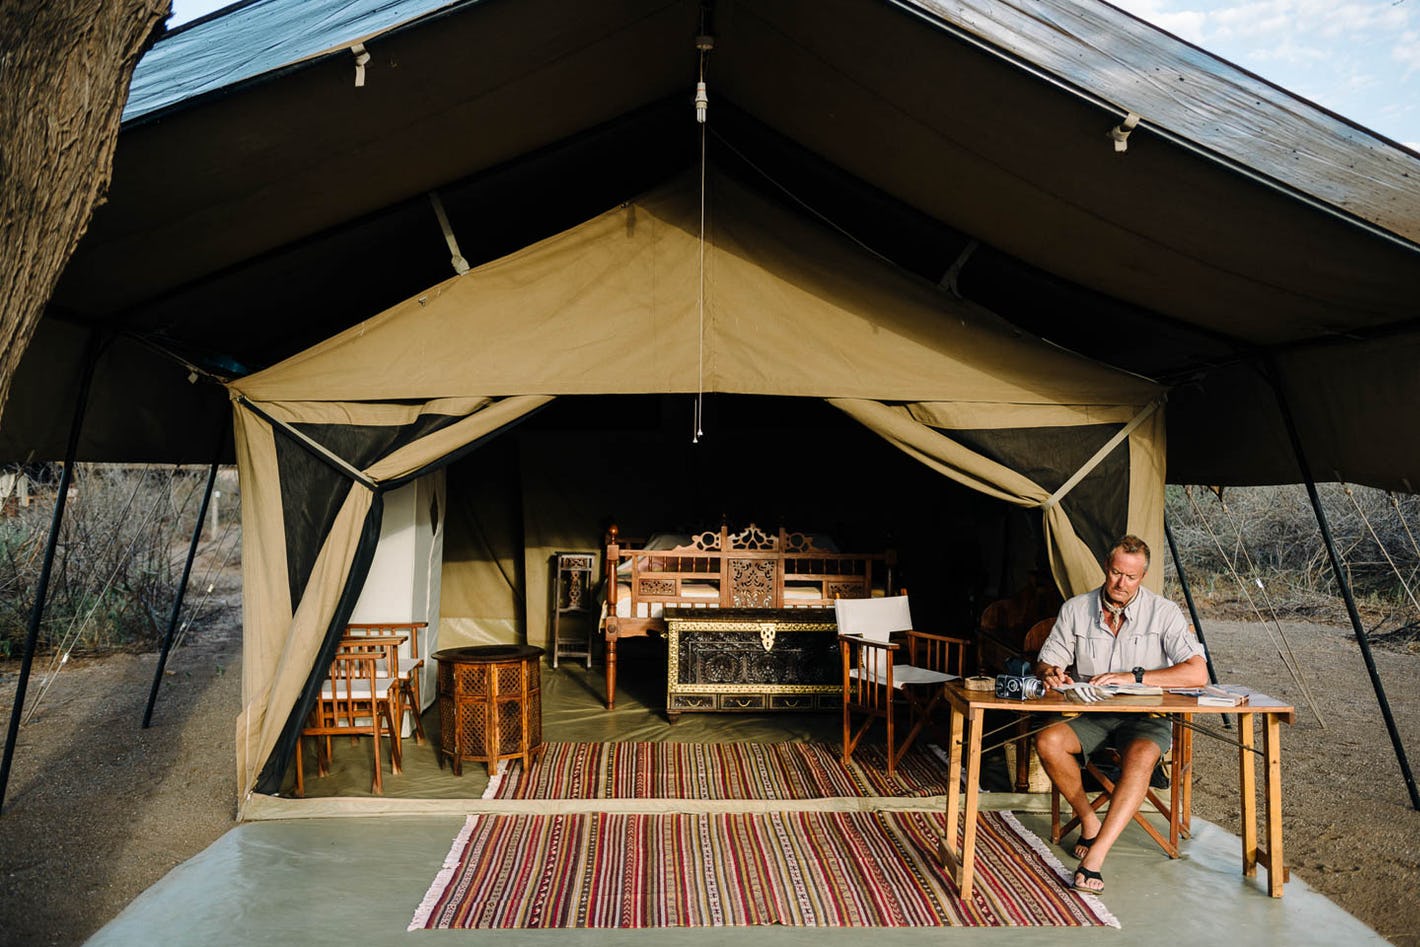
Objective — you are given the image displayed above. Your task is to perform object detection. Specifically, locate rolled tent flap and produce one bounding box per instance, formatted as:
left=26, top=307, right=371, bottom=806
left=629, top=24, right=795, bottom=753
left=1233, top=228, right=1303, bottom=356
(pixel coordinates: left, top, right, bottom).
left=829, top=398, right=1167, bottom=595
left=229, top=393, right=552, bottom=803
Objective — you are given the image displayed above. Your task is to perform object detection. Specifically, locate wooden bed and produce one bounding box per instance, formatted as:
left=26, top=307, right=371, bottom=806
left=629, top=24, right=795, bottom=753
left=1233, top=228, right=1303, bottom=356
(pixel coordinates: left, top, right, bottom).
left=600, top=522, right=889, bottom=709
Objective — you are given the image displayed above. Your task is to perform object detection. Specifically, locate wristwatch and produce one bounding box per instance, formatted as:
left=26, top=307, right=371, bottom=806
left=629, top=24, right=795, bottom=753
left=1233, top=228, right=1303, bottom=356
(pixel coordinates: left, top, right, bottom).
left=1132, top=666, right=1145, bottom=683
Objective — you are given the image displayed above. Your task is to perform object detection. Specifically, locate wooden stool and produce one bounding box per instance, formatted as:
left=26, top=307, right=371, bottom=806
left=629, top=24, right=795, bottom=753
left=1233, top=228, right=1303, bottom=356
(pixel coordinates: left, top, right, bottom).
left=435, top=645, right=545, bottom=776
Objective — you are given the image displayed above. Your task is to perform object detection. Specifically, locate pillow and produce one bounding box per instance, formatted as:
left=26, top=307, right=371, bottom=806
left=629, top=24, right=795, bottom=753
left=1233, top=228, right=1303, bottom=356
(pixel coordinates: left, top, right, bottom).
left=643, top=532, right=693, bottom=551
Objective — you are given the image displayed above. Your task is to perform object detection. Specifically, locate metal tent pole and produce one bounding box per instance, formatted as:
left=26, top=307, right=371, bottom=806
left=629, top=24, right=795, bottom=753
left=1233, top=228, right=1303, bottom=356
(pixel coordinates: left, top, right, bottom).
left=142, top=415, right=229, bottom=728
left=0, top=332, right=101, bottom=815
left=1165, top=515, right=1231, bottom=730
left=1164, top=516, right=1220, bottom=686
left=1266, top=359, right=1420, bottom=810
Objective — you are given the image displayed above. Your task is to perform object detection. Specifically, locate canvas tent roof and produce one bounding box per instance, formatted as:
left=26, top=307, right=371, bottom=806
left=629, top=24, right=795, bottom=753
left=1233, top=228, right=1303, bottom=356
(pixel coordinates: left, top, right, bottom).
left=4, top=0, right=1420, bottom=490
left=227, top=169, right=1167, bottom=802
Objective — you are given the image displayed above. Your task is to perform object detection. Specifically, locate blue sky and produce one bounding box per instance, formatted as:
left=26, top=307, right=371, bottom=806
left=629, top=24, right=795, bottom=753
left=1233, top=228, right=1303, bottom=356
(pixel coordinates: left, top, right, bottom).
left=1111, top=0, right=1419, bottom=149
left=168, top=0, right=1419, bottom=149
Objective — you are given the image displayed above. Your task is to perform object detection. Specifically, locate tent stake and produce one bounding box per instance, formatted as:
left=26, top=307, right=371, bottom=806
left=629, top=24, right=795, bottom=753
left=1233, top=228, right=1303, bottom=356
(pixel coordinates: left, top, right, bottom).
left=142, top=415, right=229, bottom=728
left=1266, top=359, right=1420, bottom=810
left=0, top=332, right=101, bottom=816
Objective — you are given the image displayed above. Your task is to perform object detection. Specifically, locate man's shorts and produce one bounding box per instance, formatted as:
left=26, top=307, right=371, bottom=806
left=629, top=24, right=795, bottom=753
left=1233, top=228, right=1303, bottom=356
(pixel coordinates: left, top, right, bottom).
left=1057, top=712, right=1172, bottom=756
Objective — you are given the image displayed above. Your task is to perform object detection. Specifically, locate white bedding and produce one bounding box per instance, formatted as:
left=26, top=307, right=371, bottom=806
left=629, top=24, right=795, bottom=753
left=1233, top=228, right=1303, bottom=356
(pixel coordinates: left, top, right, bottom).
left=611, top=580, right=828, bottom=618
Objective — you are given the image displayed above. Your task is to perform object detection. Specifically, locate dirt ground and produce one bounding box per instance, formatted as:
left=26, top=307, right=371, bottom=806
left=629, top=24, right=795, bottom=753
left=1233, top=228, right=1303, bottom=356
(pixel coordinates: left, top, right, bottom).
left=1, top=613, right=1418, bottom=945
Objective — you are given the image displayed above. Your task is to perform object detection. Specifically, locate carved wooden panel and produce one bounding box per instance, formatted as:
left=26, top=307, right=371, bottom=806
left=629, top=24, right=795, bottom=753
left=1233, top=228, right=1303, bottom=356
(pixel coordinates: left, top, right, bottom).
left=828, top=581, right=869, bottom=600
left=729, top=558, right=775, bottom=607
left=728, top=523, right=777, bottom=550
left=674, top=630, right=839, bottom=686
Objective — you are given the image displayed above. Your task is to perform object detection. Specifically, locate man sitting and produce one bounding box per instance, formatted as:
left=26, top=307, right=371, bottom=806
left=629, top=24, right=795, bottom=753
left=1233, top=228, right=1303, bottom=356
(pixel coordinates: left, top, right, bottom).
left=1034, top=535, right=1207, bottom=894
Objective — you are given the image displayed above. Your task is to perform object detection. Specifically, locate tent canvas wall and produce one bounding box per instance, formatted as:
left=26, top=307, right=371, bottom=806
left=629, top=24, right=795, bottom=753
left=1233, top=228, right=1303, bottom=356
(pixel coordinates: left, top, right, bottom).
left=227, top=170, right=1165, bottom=807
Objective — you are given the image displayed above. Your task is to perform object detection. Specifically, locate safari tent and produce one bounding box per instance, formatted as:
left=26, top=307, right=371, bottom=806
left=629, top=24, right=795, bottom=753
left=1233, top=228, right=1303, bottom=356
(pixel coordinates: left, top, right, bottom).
left=5, top=0, right=1420, bottom=809
left=228, top=169, right=1167, bottom=799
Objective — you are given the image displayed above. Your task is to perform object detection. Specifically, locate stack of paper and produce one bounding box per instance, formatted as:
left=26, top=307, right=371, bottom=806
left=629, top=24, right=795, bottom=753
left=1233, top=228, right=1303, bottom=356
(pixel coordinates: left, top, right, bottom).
left=1168, top=684, right=1250, bottom=706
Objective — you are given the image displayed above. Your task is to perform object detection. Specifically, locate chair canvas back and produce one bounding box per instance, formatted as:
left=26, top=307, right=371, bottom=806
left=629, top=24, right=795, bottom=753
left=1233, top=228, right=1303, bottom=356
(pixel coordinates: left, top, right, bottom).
left=835, top=595, right=913, bottom=643
left=838, top=596, right=915, bottom=685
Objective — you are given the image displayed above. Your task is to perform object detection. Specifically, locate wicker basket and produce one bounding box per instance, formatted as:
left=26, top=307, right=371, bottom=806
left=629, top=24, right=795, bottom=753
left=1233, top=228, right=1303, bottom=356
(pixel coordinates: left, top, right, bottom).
left=1002, top=740, right=1053, bottom=793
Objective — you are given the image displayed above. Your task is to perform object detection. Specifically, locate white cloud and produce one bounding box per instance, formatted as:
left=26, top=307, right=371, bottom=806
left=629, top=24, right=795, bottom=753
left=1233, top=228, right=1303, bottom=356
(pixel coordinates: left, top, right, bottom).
left=1396, top=29, right=1420, bottom=78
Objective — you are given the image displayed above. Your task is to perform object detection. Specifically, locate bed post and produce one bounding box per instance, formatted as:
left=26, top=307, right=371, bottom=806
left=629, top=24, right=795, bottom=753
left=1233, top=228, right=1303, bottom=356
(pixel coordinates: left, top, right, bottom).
left=604, top=524, right=621, bottom=710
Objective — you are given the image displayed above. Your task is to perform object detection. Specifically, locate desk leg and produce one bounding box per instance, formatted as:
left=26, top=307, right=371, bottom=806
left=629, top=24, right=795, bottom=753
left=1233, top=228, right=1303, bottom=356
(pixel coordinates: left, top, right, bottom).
left=958, top=707, right=985, bottom=902
left=939, top=703, right=965, bottom=885
left=1238, top=712, right=1257, bottom=878
left=1264, top=713, right=1286, bottom=897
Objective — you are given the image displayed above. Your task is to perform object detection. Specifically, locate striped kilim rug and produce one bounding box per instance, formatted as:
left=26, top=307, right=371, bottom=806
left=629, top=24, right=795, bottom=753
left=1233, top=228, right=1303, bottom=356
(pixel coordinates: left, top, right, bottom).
left=486, top=740, right=950, bottom=800
left=409, top=809, right=1118, bottom=929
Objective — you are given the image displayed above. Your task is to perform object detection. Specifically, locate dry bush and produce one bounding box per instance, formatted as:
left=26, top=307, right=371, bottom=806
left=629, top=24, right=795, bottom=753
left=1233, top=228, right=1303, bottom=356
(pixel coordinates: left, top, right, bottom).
left=0, top=463, right=238, bottom=657
left=1164, top=483, right=1420, bottom=649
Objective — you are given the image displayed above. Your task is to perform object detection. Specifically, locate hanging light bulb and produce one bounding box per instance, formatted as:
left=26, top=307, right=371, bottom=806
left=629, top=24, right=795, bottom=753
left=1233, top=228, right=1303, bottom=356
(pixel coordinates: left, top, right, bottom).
left=693, top=34, right=713, bottom=124
left=694, top=81, right=709, bottom=123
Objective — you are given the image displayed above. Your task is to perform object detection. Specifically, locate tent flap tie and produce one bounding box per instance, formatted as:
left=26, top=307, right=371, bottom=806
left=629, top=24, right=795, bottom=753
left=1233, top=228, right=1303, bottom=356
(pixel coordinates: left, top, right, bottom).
left=351, top=44, right=370, bottom=87
left=429, top=192, right=470, bottom=275
left=938, top=239, right=979, bottom=299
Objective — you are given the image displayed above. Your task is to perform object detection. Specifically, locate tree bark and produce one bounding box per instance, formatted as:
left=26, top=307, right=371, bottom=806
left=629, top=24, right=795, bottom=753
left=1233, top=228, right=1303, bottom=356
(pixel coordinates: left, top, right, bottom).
left=0, top=1, right=171, bottom=423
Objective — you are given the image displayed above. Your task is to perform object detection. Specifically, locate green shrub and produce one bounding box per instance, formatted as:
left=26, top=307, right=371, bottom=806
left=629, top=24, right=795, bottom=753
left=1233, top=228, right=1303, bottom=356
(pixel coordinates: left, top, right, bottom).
left=0, top=464, right=237, bottom=656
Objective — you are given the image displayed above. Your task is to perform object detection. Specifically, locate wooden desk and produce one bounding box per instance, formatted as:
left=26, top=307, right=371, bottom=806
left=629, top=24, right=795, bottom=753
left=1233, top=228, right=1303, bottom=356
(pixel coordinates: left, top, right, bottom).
left=937, top=683, right=1295, bottom=901
left=434, top=645, right=544, bottom=776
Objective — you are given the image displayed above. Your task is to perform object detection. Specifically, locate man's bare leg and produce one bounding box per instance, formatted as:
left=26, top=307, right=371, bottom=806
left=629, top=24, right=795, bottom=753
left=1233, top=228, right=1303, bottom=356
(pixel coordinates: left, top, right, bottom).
left=1073, top=739, right=1162, bottom=889
left=1036, top=722, right=1102, bottom=850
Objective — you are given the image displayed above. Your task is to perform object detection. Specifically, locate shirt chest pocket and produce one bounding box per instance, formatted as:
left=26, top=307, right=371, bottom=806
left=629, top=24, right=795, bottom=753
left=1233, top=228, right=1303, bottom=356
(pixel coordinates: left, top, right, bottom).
left=1083, top=633, right=1115, bottom=672
left=1124, top=630, right=1164, bottom=667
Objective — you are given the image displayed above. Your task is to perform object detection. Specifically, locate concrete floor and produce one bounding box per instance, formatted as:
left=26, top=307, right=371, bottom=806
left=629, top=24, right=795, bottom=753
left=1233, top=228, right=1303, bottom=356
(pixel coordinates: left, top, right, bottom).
left=86, top=649, right=1386, bottom=945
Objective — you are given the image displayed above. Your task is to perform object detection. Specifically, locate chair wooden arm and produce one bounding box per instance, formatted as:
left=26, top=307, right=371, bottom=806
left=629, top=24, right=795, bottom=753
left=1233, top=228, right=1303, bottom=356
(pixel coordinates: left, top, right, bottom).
left=905, top=630, right=970, bottom=677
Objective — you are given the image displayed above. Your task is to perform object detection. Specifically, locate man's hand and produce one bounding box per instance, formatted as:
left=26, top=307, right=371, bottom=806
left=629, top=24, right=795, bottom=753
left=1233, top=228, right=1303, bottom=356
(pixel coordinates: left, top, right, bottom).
left=1037, top=664, right=1073, bottom=689
left=1087, top=671, right=1135, bottom=687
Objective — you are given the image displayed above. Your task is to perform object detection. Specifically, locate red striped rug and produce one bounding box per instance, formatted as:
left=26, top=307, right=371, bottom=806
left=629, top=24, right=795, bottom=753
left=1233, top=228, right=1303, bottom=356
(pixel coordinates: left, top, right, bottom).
left=486, top=740, right=950, bottom=800
left=409, top=809, right=1118, bottom=929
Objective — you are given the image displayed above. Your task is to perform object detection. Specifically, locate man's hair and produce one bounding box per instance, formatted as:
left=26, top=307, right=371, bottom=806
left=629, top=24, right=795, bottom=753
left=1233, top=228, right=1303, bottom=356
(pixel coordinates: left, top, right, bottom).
left=1106, top=535, right=1151, bottom=569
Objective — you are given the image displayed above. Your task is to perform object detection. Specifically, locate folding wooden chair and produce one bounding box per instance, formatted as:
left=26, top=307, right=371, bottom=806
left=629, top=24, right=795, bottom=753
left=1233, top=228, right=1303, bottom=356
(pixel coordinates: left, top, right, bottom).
left=344, top=621, right=428, bottom=744
left=294, top=651, right=403, bottom=795
left=837, top=595, right=968, bottom=777
left=1048, top=715, right=1193, bottom=857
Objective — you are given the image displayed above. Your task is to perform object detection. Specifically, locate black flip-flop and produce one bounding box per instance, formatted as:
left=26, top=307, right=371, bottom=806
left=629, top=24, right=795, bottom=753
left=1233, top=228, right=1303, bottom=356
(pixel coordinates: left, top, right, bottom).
left=1072, top=865, right=1105, bottom=893
left=1071, top=834, right=1097, bottom=860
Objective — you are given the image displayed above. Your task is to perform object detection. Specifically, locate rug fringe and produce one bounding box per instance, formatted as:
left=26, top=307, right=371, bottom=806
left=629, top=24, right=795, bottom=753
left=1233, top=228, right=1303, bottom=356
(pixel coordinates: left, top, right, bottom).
left=997, top=810, right=1122, bottom=929
left=482, top=759, right=505, bottom=800
left=407, top=814, right=479, bottom=930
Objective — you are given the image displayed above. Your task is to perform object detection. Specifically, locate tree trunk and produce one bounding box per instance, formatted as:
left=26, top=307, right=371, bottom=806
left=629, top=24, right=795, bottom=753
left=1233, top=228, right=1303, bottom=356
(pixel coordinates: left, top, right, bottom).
left=0, top=1, right=171, bottom=423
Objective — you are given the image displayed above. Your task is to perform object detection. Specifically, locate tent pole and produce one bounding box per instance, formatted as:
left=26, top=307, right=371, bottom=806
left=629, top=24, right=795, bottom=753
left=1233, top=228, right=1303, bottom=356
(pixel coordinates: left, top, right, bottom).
left=142, top=414, right=229, bottom=728
left=1164, top=515, right=1232, bottom=730
left=1265, top=358, right=1420, bottom=811
left=0, top=331, right=101, bottom=816
left=1163, top=516, right=1219, bottom=686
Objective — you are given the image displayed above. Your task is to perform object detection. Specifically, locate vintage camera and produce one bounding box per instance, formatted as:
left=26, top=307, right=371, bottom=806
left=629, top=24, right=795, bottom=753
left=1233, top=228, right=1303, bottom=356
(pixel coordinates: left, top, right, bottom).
left=995, top=674, right=1047, bottom=700
left=995, top=656, right=1046, bottom=700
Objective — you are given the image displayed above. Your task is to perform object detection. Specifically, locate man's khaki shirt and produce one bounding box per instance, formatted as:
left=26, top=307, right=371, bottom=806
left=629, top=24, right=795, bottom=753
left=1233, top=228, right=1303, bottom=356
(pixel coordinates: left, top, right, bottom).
left=1036, top=584, right=1203, bottom=677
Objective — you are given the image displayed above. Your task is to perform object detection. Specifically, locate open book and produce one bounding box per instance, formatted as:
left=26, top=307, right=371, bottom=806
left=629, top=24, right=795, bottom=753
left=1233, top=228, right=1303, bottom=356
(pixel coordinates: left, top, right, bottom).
left=1101, top=682, right=1164, bottom=696
left=1054, top=681, right=1163, bottom=702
